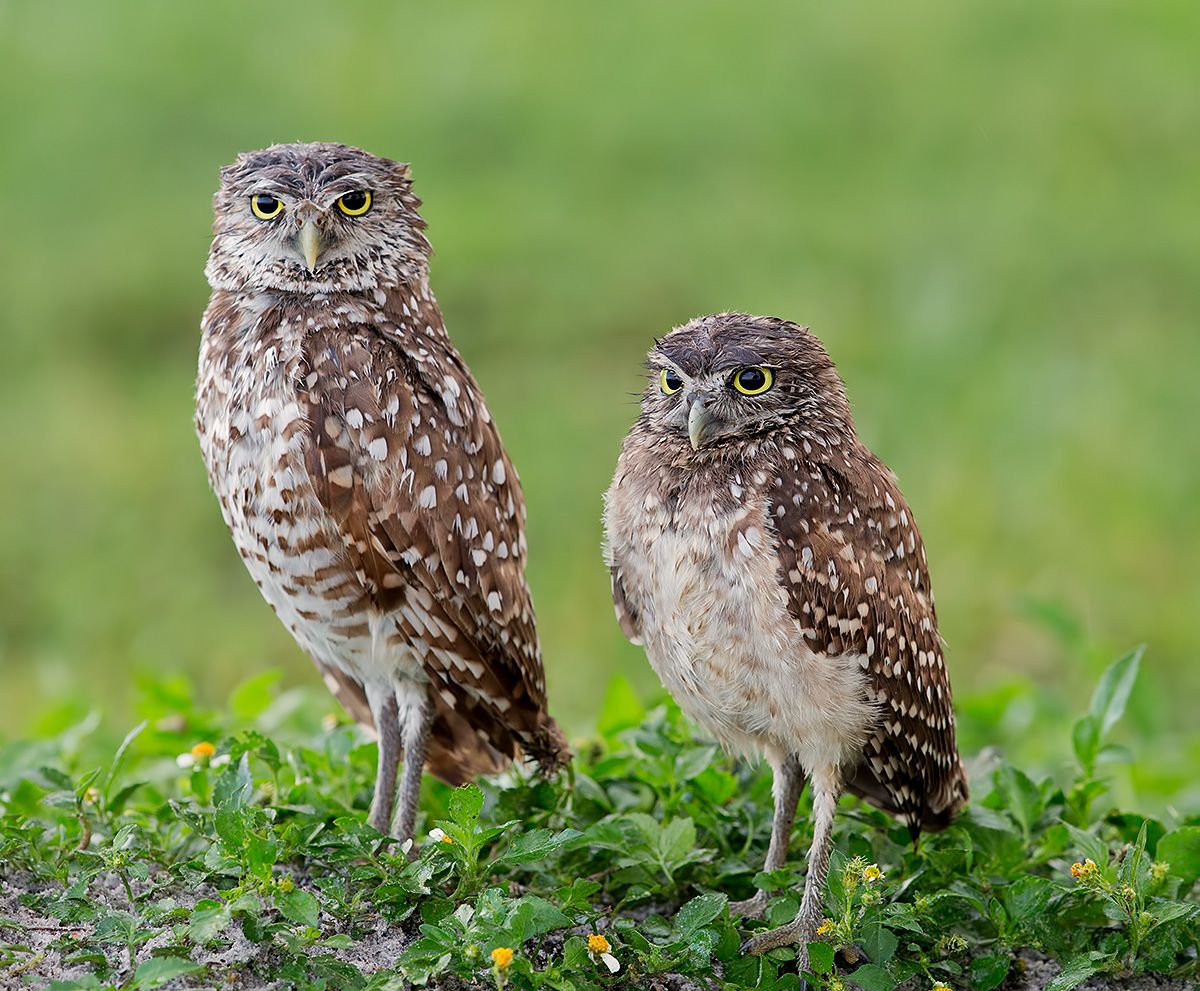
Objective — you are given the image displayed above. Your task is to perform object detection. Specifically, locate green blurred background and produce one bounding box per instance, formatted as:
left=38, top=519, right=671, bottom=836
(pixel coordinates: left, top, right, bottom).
left=1, top=2, right=1196, bottom=808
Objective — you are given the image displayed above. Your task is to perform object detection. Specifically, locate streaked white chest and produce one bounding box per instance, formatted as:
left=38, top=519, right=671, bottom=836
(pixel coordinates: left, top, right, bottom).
left=612, top=486, right=875, bottom=773
left=196, top=320, right=373, bottom=677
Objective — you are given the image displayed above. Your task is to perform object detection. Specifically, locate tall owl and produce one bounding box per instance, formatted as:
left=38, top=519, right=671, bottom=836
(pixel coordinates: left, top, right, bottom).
left=603, top=314, right=967, bottom=967
left=196, top=142, right=568, bottom=841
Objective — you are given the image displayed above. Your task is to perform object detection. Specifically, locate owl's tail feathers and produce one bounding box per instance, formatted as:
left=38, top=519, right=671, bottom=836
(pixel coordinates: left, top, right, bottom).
left=425, top=706, right=510, bottom=787
left=524, top=713, right=572, bottom=778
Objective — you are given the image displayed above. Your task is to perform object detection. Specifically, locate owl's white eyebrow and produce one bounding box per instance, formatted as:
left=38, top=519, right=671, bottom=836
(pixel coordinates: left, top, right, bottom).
left=246, top=185, right=292, bottom=198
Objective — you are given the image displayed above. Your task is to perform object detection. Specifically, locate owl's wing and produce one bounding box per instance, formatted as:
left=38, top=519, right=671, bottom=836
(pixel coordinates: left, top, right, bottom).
left=297, top=323, right=566, bottom=777
left=767, top=442, right=967, bottom=832
left=608, top=566, right=643, bottom=645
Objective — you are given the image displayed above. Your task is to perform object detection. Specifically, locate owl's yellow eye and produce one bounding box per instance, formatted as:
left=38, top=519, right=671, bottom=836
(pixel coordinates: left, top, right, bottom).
left=250, top=194, right=284, bottom=220
left=660, top=368, right=684, bottom=394
left=336, top=190, right=372, bottom=217
left=732, top=366, right=774, bottom=396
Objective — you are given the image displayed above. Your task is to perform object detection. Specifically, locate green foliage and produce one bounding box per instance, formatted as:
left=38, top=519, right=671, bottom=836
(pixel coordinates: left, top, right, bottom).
left=0, top=654, right=1196, bottom=989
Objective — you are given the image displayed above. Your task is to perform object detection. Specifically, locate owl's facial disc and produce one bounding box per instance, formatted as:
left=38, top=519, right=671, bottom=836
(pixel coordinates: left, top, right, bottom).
left=207, top=143, right=432, bottom=295
left=650, top=361, right=780, bottom=450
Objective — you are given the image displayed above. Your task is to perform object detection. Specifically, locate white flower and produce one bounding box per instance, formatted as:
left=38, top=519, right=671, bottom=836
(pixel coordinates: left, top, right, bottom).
left=176, top=741, right=218, bottom=768
left=428, top=827, right=453, bottom=844
left=587, top=934, right=619, bottom=973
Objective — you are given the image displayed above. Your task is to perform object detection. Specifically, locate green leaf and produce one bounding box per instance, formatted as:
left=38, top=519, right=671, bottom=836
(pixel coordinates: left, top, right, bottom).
left=672, top=892, right=726, bottom=938
left=39, top=766, right=75, bottom=791
left=970, top=951, right=1011, bottom=991
left=1045, top=951, right=1111, bottom=991
left=214, top=803, right=247, bottom=851
left=497, top=827, right=578, bottom=866
left=105, top=720, right=148, bottom=795
left=230, top=670, right=281, bottom=720
left=675, top=744, right=718, bottom=783
left=995, top=765, right=1042, bottom=838
left=1065, top=824, right=1109, bottom=869
left=213, top=753, right=253, bottom=809
left=597, top=674, right=645, bottom=735
left=189, top=901, right=232, bottom=944
left=659, top=816, right=697, bottom=862
left=132, top=956, right=203, bottom=988
left=859, top=923, right=898, bottom=964
left=1157, top=826, right=1200, bottom=887
left=508, top=895, right=571, bottom=942
left=1005, top=874, right=1056, bottom=924
left=275, top=888, right=320, bottom=928
left=806, top=941, right=835, bottom=975
left=1088, top=646, right=1143, bottom=737
left=447, top=784, right=483, bottom=828
left=1071, top=715, right=1099, bottom=772
left=847, top=962, right=897, bottom=990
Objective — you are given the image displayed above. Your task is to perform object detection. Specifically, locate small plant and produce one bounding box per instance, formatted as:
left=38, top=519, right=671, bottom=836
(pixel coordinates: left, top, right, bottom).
left=0, top=649, right=1195, bottom=989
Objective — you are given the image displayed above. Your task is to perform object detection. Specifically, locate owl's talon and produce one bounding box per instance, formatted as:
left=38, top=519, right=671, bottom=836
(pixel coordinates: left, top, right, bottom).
left=740, top=920, right=807, bottom=956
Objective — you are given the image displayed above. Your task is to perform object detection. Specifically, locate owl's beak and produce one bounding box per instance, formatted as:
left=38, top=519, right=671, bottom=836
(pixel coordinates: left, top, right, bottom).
left=297, top=220, right=323, bottom=273
left=687, top=398, right=718, bottom=451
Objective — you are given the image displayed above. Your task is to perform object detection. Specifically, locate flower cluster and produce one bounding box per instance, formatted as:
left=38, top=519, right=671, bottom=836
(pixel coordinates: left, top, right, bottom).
left=1070, top=858, right=1098, bottom=881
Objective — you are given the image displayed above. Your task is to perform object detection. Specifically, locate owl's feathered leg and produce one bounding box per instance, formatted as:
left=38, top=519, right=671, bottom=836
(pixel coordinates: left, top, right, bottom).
left=742, top=767, right=842, bottom=973
left=730, top=754, right=806, bottom=919
left=366, top=690, right=401, bottom=835
left=390, top=682, right=434, bottom=843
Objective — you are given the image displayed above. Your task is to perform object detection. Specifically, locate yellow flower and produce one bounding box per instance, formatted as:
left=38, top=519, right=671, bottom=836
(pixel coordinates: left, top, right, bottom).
left=587, top=933, right=620, bottom=973
left=1071, top=858, right=1098, bottom=880
left=816, top=919, right=834, bottom=936
left=491, top=947, right=513, bottom=970
left=863, top=864, right=883, bottom=883
left=84, top=787, right=101, bottom=804
left=931, top=983, right=952, bottom=991
left=176, top=742, right=225, bottom=768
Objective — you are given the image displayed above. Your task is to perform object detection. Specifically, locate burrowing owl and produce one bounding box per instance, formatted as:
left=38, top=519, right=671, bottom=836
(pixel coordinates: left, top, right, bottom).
left=603, top=313, right=967, bottom=965
left=196, top=143, right=568, bottom=840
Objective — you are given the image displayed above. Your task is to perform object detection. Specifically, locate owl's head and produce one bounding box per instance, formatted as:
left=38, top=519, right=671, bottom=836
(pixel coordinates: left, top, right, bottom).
left=640, top=313, right=854, bottom=451
left=205, top=142, right=430, bottom=294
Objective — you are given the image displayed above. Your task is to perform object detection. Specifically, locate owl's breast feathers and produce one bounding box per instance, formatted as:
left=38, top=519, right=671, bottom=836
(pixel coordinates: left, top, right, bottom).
left=197, top=287, right=567, bottom=783
left=606, top=426, right=967, bottom=833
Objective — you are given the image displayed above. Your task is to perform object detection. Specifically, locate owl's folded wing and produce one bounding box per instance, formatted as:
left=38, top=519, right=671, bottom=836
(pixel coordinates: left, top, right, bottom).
left=296, top=323, right=566, bottom=772
left=767, top=444, right=967, bottom=832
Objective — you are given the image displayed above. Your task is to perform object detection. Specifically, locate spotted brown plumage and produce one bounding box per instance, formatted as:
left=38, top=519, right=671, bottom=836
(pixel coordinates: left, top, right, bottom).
left=603, top=313, right=966, bottom=965
left=195, top=143, right=567, bottom=840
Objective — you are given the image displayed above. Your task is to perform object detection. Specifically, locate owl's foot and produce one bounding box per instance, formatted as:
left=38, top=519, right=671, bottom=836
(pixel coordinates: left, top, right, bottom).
left=728, top=891, right=770, bottom=919
left=740, top=918, right=808, bottom=957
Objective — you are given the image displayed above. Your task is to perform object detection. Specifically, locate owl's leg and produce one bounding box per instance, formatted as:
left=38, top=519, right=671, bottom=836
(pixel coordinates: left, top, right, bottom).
left=390, top=682, right=434, bottom=843
left=730, top=753, right=806, bottom=919
left=741, top=767, right=842, bottom=973
left=366, top=688, right=401, bottom=835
